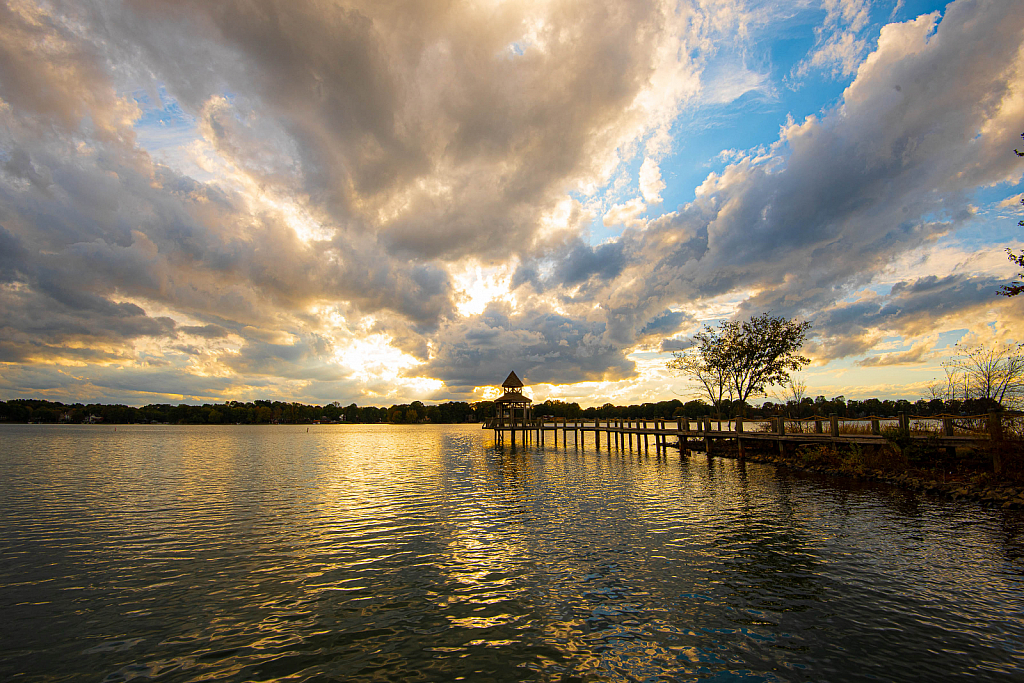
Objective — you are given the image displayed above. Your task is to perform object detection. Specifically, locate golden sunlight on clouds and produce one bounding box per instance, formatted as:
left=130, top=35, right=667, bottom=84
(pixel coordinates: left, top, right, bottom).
left=2, top=0, right=1022, bottom=407
left=314, top=307, right=433, bottom=388
left=332, top=333, right=432, bottom=386
left=535, top=196, right=586, bottom=242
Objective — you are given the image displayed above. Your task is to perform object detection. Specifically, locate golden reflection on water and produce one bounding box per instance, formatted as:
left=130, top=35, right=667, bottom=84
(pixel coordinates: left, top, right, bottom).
left=1, top=424, right=1023, bottom=682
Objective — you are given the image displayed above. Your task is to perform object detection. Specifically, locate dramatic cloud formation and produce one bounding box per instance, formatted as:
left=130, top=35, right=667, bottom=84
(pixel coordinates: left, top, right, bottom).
left=0, top=0, right=1022, bottom=405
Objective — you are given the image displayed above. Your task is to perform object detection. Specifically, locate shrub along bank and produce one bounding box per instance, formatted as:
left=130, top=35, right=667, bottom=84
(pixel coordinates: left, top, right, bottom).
left=712, top=438, right=1024, bottom=509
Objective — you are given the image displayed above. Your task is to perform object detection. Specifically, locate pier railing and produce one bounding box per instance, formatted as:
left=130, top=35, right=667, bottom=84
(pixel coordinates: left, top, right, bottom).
left=486, top=411, right=1022, bottom=471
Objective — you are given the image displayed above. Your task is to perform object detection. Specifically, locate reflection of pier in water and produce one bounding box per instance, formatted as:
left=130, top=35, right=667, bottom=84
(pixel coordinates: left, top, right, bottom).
left=484, top=372, right=1018, bottom=470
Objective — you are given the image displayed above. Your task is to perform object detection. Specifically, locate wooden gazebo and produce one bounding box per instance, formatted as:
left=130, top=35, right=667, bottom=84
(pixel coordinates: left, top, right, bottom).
left=492, top=370, right=533, bottom=445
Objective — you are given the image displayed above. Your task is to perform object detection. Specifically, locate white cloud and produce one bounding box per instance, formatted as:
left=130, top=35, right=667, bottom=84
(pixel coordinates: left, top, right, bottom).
left=639, top=157, right=665, bottom=204
left=999, top=193, right=1024, bottom=210
left=603, top=198, right=647, bottom=227
left=793, top=0, right=874, bottom=79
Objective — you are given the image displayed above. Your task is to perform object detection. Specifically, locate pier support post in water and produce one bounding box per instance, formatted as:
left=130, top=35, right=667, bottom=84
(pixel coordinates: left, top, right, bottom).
left=830, top=413, right=839, bottom=441
left=989, top=412, right=1003, bottom=474
left=736, top=416, right=744, bottom=459
left=943, top=416, right=955, bottom=458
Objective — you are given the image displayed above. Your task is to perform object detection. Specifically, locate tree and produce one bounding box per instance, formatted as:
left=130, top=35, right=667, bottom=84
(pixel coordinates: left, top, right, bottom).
left=667, top=324, right=735, bottom=413
left=726, top=312, right=812, bottom=405
left=774, top=376, right=807, bottom=404
left=937, top=342, right=1024, bottom=410
left=1000, top=242, right=1024, bottom=297
left=668, top=312, right=812, bottom=414
left=772, top=376, right=812, bottom=416
left=999, top=133, right=1024, bottom=296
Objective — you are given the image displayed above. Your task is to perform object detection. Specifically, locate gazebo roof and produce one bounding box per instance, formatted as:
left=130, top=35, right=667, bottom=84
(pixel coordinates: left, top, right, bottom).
left=502, top=370, right=524, bottom=388
left=494, top=392, right=532, bottom=404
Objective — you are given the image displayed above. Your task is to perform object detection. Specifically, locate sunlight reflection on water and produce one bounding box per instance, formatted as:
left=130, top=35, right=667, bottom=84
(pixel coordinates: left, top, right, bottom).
left=1, top=423, right=1022, bottom=681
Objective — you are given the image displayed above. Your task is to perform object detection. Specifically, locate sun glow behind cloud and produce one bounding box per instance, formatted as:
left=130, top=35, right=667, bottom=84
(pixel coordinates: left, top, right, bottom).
left=307, top=305, right=440, bottom=395
left=450, top=261, right=518, bottom=316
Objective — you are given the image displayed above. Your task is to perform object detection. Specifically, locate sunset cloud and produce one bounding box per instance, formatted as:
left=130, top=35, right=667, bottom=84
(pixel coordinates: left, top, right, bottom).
left=0, top=0, right=1022, bottom=405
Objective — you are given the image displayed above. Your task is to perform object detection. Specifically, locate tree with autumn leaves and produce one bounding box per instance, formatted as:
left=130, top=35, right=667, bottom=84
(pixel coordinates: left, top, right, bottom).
left=668, top=312, right=811, bottom=415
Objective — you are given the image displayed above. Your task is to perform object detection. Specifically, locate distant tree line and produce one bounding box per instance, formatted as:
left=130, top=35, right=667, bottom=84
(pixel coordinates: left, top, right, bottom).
left=535, top=399, right=706, bottom=420
left=0, top=392, right=1010, bottom=426
left=758, top=395, right=1003, bottom=419
left=384, top=401, right=476, bottom=424
left=0, top=399, right=479, bottom=425
left=538, top=396, right=1004, bottom=421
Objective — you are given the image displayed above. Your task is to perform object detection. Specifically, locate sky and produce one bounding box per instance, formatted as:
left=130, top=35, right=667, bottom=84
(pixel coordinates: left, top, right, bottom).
left=1, top=0, right=1023, bottom=408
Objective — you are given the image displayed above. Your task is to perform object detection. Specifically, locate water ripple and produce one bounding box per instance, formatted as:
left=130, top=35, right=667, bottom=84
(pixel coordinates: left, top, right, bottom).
left=1, top=424, right=1022, bottom=681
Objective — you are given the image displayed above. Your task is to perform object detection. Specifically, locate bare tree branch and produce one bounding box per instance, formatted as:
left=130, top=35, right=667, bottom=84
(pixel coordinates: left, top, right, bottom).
left=937, top=342, right=1024, bottom=409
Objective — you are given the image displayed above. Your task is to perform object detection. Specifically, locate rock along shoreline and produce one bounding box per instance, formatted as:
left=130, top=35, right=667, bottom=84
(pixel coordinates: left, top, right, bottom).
left=684, top=444, right=1024, bottom=510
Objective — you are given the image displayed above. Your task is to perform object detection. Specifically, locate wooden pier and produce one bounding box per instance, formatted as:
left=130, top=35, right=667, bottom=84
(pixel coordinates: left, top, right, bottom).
left=485, top=412, right=1019, bottom=470
left=481, top=371, right=1019, bottom=471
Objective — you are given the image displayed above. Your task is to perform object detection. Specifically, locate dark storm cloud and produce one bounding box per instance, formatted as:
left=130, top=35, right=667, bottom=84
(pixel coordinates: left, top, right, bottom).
left=817, top=275, right=1006, bottom=338
left=810, top=273, right=1020, bottom=360
left=0, top=224, right=27, bottom=278
left=107, top=0, right=672, bottom=261
left=0, top=257, right=176, bottom=349
left=0, top=360, right=250, bottom=402
left=639, top=310, right=689, bottom=337
left=223, top=335, right=348, bottom=381
left=91, top=368, right=237, bottom=396
left=179, top=324, right=229, bottom=339
left=420, top=302, right=634, bottom=392
left=553, top=241, right=628, bottom=287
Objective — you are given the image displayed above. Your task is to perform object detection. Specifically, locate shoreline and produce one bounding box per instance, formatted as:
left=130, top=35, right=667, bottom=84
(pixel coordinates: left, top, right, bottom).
left=693, top=445, right=1024, bottom=510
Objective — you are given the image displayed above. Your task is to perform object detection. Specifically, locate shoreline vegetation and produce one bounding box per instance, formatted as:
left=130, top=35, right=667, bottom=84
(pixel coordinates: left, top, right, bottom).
left=704, top=439, right=1024, bottom=510
left=0, top=395, right=1008, bottom=426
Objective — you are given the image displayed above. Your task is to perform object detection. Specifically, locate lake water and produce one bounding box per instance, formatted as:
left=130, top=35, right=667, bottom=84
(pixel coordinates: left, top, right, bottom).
left=1, top=423, right=1022, bottom=682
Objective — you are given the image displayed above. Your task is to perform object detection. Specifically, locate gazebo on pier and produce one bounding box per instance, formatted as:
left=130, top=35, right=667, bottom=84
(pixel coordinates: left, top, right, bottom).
left=492, top=371, right=533, bottom=446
